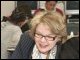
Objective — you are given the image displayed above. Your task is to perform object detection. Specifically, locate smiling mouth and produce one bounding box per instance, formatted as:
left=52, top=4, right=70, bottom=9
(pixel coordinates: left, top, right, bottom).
left=39, top=44, right=48, bottom=48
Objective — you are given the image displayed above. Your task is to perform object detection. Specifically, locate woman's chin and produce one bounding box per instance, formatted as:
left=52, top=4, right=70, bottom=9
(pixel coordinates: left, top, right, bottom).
left=37, top=44, right=50, bottom=54
left=38, top=48, right=49, bottom=54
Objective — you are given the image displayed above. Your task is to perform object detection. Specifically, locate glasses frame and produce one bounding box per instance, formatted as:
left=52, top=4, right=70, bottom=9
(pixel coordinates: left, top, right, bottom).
left=34, top=33, right=57, bottom=41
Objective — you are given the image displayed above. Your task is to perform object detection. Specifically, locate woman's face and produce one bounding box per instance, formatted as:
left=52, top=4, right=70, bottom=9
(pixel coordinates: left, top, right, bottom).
left=34, top=23, right=60, bottom=54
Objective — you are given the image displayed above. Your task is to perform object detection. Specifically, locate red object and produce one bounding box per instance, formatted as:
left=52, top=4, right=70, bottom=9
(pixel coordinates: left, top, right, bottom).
left=56, top=8, right=63, bottom=16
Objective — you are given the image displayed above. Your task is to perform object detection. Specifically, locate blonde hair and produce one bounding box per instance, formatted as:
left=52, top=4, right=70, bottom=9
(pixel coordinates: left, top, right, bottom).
left=30, top=12, right=67, bottom=43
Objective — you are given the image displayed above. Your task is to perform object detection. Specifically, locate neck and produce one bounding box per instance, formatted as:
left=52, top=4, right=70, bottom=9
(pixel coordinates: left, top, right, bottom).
left=40, top=53, right=48, bottom=59
left=39, top=50, right=51, bottom=59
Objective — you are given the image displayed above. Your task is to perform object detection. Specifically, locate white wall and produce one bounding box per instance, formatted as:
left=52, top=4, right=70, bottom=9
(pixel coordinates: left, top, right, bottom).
left=1, top=1, right=15, bottom=21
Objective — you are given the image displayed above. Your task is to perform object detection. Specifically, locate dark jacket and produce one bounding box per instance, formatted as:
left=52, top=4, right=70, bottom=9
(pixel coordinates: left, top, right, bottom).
left=9, top=31, right=79, bottom=59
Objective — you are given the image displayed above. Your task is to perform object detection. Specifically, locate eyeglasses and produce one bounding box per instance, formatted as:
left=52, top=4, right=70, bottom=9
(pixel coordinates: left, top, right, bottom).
left=35, top=33, right=57, bottom=41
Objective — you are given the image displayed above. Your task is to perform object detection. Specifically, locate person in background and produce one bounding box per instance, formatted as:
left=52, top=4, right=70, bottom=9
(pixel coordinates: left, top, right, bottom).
left=34, top=1, right=66, bottom=24
left=16, top=5, right=33, bottom=33
left=34, top=1, right=65, bottom=16
left=1, top=9, right=27, bottom=59
left=45, top=1, right=58, bottom=12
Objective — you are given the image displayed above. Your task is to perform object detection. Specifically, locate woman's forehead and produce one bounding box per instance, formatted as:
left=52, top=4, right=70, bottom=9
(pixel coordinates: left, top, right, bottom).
left=35, top=23, right=54, bottom=35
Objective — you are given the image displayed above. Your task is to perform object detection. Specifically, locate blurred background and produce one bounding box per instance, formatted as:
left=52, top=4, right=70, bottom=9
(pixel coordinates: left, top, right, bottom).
left=1, top=1, right=79, bottom=38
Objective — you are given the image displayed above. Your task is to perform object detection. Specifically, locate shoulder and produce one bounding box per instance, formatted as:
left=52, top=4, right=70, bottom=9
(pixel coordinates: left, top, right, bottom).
left=9, top=31, right=35, bottom=59
left=19, top=30, right=35, bottom=44
left=17, top=30, right=35, bottom=50
left=1, top=22, right=6, bottom=30
left=34, top=8, right=45, bottom=15
left=63, top=37, right=79, bottom=51
left=60, top=37, right=79, bottom=59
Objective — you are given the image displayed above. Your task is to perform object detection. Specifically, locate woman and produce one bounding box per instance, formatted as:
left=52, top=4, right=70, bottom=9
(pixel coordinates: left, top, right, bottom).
left=10, top=12, right=79, bottom=59
left=1, top=10, right=27, bottom=59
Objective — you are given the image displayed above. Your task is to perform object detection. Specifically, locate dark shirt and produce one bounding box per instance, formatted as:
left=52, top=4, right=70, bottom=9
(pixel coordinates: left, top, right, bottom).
left=21, top=23, right=30, bottom=33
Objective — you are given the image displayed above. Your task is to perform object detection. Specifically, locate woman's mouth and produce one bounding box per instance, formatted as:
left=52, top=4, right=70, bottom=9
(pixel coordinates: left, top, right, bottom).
left=39, top=44, right=48, bottom=48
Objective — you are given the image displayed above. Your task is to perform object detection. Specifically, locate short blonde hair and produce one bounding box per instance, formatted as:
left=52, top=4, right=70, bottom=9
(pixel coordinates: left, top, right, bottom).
left=30, top=12, right=67, bottom=43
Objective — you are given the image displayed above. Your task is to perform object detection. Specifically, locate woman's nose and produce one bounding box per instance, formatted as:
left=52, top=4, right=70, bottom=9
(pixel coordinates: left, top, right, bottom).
left=40, top=37, right=47, bottom=43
